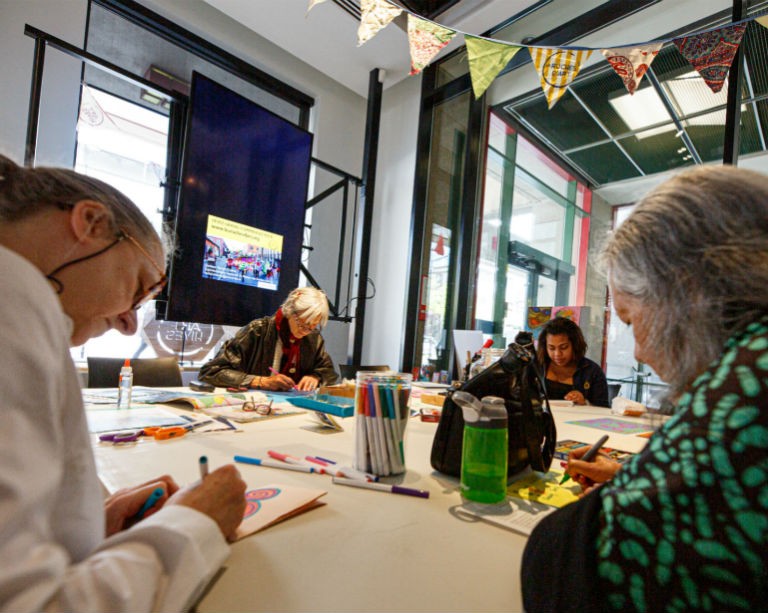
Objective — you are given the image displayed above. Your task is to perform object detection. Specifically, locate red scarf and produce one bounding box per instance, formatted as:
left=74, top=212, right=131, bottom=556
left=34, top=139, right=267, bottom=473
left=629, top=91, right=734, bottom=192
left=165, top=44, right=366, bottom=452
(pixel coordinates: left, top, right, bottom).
left=274, top=308, right=302, bottom=383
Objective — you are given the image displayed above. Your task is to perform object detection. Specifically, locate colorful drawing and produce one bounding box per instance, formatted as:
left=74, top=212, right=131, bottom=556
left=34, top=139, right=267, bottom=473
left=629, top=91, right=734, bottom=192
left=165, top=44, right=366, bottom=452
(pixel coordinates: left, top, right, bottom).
left=506, top=471, right=580, bottom=508
left=243, top=487, right=281, bottom=519
left=565, top=417, right=653, bottom=435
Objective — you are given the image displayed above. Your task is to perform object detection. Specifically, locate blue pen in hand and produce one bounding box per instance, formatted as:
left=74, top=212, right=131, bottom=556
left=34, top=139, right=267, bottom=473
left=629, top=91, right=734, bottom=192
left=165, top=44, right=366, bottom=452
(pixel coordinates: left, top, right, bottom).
left=133, top=487, right=165, bottom=521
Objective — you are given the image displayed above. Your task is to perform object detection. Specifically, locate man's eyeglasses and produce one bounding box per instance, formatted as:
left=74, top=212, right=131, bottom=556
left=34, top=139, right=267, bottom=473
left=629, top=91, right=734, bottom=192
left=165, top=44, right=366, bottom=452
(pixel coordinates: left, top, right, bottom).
left=121, top=231, right=168, bottom=310
left=242, top=398, right=274, bottom=415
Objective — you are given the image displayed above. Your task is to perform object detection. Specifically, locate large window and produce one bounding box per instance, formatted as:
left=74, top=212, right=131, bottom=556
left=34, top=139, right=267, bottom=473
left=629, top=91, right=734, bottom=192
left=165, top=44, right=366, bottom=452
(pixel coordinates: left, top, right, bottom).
left=474, top=112, right=592, bottom=345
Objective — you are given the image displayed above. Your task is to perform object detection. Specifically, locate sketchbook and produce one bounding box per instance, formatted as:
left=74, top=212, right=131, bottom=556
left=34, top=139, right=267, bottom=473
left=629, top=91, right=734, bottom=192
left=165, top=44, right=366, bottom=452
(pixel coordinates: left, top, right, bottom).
left=236, top=483, right=327, bottom=540
left=458, top=498, right=556, bottom=536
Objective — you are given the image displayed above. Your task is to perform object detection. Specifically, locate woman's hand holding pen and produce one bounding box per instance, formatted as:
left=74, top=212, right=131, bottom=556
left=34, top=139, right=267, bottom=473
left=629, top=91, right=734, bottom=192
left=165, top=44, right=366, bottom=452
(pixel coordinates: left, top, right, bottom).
left=253, top=373, right=295, bottom=391
left=169, top=464, right=247, bottom=542
left=104, top=475, right=179, bottom=535
left=565, top=446, right=622, bottom=491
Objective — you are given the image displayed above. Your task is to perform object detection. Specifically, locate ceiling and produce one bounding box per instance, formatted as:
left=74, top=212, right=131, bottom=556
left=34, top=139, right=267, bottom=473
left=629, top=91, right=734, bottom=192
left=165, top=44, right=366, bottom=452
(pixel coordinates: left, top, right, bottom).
left=201, top=0, right=544, bottom=96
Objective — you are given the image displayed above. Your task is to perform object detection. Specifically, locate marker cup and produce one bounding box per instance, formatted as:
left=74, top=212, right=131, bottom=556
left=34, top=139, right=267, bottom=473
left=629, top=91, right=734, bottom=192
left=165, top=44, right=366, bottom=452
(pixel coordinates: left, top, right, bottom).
left=353, top=371, right=412, bottom=477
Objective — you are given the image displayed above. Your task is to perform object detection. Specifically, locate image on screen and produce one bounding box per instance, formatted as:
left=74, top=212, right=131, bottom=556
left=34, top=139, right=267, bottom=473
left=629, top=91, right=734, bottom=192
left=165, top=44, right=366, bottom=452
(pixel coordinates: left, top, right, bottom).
left=165, top=72, right=313, bottom=326
left=203, top=214, right=282, bottom=290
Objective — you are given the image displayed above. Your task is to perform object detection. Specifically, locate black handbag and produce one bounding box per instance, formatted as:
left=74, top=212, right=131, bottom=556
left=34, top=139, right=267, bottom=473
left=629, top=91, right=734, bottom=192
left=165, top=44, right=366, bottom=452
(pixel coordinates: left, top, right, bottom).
left=430, top=336, right=556, bottom=477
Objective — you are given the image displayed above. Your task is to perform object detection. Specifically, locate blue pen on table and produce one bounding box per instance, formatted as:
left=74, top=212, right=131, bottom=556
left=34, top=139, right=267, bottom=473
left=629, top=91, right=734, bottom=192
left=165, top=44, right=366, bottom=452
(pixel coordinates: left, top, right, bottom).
left=560, top=434, right=610, bottom=485
left=134, top=487, right=164, bottom=521
left=234, top=455, right=316, bottom=473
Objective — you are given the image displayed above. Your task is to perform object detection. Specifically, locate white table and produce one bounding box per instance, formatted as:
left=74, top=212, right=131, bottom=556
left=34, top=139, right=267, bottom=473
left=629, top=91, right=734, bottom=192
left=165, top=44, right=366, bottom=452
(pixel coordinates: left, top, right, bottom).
left=91, top=397, right=654, bottom=612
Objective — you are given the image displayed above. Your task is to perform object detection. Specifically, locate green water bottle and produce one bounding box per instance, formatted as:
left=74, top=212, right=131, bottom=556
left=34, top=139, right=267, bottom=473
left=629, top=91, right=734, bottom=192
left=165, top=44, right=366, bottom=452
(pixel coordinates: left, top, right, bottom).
left=455, top=392, right=508, bottom=503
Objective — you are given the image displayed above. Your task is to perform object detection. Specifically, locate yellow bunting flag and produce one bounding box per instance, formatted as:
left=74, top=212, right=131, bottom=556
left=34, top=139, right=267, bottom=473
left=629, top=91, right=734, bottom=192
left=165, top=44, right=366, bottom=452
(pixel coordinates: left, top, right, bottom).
left=306, top=0, right=328, bottom=12
left=466, top=35, right=522, bottom=98
left=529, top=47, right=592, bottom=109
left=673, top=24, right=746, bottom=93
left=358, top=0, right=402, bottom=46
left=407, top=15, right=456, bottom=75
left=758, top=16, right=768, bottom=30
left=601, top=43, right=663, bottom=94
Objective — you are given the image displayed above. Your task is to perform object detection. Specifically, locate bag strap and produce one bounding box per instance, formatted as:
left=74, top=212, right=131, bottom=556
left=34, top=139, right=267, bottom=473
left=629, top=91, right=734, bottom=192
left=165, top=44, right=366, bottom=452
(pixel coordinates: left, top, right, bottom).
left=518, top=360, right=556, bottom=472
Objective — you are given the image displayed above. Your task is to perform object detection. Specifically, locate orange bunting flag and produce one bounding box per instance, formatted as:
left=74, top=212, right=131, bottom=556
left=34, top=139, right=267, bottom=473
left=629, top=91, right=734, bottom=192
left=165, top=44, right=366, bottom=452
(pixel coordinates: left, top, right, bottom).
left=408, top=15, right=456, bottom=75
left=601, top=43, right=663, bottom=94
left=673, top=24, right=747, bottom=93
left=306, top=0, right=328, bottom=12
left=358, top=0, right=402, bottom=46
left=529, top=47, right=592, bottom=109
left=466, top=35, right=522, bottom=98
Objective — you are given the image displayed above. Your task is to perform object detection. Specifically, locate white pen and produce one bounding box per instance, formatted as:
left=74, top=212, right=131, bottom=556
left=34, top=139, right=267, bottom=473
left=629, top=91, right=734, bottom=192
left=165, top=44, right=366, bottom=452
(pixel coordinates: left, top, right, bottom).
left=335, top=465, right=379, bottom=482
left=234, top=455, right=316, bottom=473
left=332, top=476, right=429, bottom=499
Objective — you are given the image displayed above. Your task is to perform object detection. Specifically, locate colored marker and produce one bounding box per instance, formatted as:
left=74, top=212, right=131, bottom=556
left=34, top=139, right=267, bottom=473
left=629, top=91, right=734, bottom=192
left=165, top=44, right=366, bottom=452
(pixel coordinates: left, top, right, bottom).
left=560, top=434, right=610, bottom=485
left=234, top=455, right=316, bottom=473
left=199, top=455, right=209, bottom=479
left=268, top=367, right=298, bottom=390
left=267, top=450, right=310, bottom=466
left=332, top=476, right=429, bottom=499
left=134, top=487, right=164, bottom=521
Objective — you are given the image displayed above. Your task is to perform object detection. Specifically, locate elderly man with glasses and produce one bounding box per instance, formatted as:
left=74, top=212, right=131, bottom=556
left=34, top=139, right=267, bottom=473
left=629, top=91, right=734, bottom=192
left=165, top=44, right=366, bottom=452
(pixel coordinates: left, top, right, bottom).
left=199, top=287, right=339, bottom=392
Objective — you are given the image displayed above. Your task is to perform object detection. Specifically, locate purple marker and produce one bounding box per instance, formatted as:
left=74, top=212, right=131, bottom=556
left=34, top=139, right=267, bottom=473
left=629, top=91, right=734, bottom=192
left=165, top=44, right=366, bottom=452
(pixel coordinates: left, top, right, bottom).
left=332, top=476, right=429, bottom=499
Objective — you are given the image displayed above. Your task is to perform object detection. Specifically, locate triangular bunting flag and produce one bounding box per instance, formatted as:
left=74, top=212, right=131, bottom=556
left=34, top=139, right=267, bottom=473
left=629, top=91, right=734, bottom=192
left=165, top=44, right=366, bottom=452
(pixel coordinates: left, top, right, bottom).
left=757, top=16, right=768, bottom=30
left=408, top=15, right=456, bottom=75
left=306, top=0, right=328, bottom=12
left=466, top=36, right=522, bottom=98
left=358, top=0, right=402, bottom=46
left=529, top=47, right=592, bottom=108
left=601, top=43, right=663, bottom=94
left=673, top=24, right=747, bottom=93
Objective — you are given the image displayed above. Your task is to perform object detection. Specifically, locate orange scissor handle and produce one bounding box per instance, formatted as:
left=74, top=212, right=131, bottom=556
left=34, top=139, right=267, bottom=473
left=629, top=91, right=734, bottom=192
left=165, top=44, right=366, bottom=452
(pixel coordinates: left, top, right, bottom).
left=153, top=426, right=188, bottom=440
left=143, top=426, right=161, bottom=436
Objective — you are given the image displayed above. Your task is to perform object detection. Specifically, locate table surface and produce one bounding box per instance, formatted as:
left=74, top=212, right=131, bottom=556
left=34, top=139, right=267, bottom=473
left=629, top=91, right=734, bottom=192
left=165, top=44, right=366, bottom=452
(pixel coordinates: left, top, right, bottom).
left=90, top=395, right=654, bottom=612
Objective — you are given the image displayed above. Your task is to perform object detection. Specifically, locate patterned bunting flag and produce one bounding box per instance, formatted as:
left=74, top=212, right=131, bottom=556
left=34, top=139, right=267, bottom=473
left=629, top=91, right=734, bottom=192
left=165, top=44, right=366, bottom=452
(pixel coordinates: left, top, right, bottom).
left=529, top=47, right=592, bottom=108
left=358, top=0, right=403, bottom=46
left=466, top=36, right=522, bottom=98
left=306, top=0, right=328, bottom=12
left=407, top=15, right=456, bottom=75
left=601, top=43, right=663, bottom=94
left=673, top=24, right=747, bottom=93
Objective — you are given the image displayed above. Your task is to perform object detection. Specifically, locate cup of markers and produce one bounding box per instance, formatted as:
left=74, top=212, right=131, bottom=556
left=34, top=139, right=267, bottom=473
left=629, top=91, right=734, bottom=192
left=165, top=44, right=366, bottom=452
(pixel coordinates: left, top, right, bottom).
left=353, top=371, right=412, bottom=477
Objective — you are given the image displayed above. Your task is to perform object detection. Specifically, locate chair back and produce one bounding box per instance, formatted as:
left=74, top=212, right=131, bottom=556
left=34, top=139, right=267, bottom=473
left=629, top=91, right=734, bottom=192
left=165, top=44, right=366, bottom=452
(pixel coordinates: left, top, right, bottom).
left=338, top=364, right=390, bottom=380
left=87, top=357, right=183, bottom=388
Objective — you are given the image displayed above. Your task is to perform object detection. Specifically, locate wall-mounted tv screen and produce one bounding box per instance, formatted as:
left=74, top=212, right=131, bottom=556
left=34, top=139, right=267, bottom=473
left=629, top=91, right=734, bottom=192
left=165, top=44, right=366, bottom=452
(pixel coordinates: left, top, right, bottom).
left=166, top=72, right=313, bottom=326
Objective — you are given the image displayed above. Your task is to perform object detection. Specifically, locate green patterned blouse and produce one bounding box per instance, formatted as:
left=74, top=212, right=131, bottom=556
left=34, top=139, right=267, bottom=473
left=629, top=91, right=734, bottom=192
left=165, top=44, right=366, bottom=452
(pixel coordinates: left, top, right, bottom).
left=596, top=317, right=768, bottom=611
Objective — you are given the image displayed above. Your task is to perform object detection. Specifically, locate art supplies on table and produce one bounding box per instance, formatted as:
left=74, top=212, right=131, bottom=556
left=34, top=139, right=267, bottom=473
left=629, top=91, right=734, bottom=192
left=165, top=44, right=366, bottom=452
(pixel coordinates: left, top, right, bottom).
left=505, top=469, right=581, bottom=509
left=354, top=372, right=412, bottom=477
left=86, top=406, right=192, bottom=433
left=286, top=394, right=355, bottom=418
left=235, top=483, right=327, bottom=541
left=201, top=391, right=303, bottom=423
left=565, top=416, right=654, bottom=435
left=553, top=439, right=635, bottom=464
left=83, top=386, right=248, bottom=410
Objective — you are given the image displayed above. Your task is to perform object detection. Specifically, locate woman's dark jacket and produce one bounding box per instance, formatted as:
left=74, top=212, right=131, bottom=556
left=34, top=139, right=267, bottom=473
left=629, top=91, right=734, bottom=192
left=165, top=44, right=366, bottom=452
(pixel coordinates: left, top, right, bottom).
left=198, top=315, right=338, bottom=388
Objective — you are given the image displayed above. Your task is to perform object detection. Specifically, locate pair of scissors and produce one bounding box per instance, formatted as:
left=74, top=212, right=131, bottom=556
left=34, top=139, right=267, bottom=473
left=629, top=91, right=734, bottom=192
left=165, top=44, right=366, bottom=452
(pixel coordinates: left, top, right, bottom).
left=99, top=430, right=143, bottom=444
left=144, top=419, right=214, bottom=440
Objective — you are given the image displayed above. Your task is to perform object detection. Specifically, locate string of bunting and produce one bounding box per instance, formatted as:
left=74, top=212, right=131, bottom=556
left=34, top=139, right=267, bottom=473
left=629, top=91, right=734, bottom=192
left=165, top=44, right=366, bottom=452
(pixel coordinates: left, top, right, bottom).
left=308, top=0, right=768, bottom=109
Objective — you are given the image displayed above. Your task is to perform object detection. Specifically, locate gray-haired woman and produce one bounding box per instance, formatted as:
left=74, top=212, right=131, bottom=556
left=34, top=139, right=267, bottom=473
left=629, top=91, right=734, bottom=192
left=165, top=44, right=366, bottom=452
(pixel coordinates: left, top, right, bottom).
left=522, top=165, right=768, bottom=612
left=199, top=286, right=339, bottom=391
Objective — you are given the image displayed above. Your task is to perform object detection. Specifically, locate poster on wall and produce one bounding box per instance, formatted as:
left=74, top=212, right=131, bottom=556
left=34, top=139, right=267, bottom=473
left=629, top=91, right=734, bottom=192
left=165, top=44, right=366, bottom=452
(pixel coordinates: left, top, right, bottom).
left=526, top=306, right=585, bottom=340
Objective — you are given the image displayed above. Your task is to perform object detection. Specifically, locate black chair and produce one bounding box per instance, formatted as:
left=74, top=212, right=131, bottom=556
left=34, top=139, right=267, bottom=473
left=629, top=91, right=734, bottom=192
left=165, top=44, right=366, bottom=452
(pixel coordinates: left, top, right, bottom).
left=87, top=357, right=183, bottom=388
left=607, top=383, right=622, bottom=404
left=338, top=364, right=390, bottom=380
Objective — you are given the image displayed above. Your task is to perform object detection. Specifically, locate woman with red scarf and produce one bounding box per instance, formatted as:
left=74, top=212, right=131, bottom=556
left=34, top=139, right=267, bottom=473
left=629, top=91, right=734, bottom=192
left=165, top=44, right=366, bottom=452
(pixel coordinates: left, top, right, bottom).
left=199, top=287, right=338, bottom=391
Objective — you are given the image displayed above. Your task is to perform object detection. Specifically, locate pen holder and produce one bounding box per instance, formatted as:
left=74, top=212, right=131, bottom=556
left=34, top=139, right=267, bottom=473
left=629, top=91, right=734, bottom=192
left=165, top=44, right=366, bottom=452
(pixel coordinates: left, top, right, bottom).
left=354, top=372, right=412, bottom=476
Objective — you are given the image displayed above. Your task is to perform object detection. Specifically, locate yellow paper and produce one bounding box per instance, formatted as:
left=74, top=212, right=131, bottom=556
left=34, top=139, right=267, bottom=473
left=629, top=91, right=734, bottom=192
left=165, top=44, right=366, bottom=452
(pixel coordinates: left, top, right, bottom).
left=506, top=471, right=580, bottom=508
